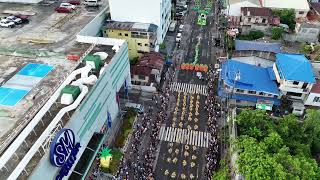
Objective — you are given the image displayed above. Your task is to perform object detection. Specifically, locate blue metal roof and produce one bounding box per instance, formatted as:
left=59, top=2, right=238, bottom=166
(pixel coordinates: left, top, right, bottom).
left=221, top=60, right=279, bottom=94
left=235, top=40, right=281, bottom=53
left=275, top=53, right=316, bottom=83
left=218, top=88, right=281, bottom=106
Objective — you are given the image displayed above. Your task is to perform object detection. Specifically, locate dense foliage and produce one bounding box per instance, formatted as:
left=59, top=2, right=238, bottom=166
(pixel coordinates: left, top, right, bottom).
left=271, top=27, right=284, bottom=40
left=235, top=109, right=320, bottom=179
left=273, top=9, right=296, bottom=30
left=114, top=108, right=137, bottom=148
left=237, top=30, right=264, bottom=41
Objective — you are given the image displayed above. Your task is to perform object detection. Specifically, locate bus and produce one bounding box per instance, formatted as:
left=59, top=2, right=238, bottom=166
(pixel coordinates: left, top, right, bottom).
left=197, top=13, right=207, bottom=26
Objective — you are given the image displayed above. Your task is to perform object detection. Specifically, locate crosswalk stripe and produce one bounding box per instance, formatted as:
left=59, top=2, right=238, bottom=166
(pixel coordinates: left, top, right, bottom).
left=169, top=82, right=208, bottom=96
left=158, top=126, right=210, bottom=148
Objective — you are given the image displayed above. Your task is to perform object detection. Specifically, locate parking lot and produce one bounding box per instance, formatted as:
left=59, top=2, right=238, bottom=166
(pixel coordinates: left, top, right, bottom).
left=0, top=2, right=105, bottom=52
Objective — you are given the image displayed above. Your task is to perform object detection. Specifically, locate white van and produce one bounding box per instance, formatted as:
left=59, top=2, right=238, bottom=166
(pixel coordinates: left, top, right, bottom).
left=125, top=102, right=144, bottom=114
left=83, top=0, right=102, bottom=7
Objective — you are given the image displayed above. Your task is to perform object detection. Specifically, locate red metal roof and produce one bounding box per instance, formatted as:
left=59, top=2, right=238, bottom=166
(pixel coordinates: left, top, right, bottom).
left=311, top=80, right=320, bottom=94
left=241, top=7, right=272, bottom=17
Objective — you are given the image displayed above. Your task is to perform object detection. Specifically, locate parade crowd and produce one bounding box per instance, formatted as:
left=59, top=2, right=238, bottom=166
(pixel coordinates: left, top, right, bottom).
left=115, top=66, right=174, bottom=180
left=204, top=64, right=221, bottom=179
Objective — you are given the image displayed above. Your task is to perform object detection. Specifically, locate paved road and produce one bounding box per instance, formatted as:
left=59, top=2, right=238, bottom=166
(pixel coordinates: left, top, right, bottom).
left=154, top=0, right=222, bottom=179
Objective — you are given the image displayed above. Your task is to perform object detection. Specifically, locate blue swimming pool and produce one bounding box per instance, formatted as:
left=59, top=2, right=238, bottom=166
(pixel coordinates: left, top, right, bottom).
left=17, top=63, right=54, bottom=78
left=0, top=63, right=54, bottom=106
left=0, top=87, right=29, bottom=106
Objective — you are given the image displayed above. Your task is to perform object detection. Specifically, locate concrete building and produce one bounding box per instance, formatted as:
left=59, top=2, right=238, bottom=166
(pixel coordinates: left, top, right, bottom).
left=130, top=52, right=164, bottom=86
left=273, top=53, right=316, bottom=101
left=0, top=8, right=131, bottom=180
left=104, top=21, right=158, bottom=60
left=240, top=7, right=280, bottom=33
left=305, top=80, right=320, bottom=107
left=224, top=0, right=261, bottom=16
left=218, top=60, right=280, bottom=108
left=261, top=0, right=310, bottom=18
left=108, top=0, right=171, bottom=44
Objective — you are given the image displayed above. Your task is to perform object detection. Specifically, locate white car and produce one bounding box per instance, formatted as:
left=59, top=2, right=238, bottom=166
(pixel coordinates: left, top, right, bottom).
left=6, top=16, right=22, bottom=24
left=60, top=3, right=76, bottom=9
left=176, top=33, right=182, bottom=42
left=0, top=19, right=15, bottom=28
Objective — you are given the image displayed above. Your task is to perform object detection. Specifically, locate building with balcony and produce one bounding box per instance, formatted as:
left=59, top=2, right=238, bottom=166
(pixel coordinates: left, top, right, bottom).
left=0, top=8, right=131, bottom=180
left=108, top=0, right=171, bottom=44
left=104, top=21, right=158, bottom=60
left=240, top=7, right=280, bottom=33
left=218, top=60, right=280, bottom=108
left=273, top=53, right=316, bottom=101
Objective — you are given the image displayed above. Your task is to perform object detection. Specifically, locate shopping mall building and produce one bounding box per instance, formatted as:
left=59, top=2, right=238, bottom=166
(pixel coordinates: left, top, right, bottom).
left=0, top=8, right=130, bottom=180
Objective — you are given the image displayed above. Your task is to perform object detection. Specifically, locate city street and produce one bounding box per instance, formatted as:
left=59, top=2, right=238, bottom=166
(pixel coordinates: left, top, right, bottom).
left=154, top=0, right=222, bottom=179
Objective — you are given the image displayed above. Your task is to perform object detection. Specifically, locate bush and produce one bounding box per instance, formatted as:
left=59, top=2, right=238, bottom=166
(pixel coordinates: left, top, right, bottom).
left=237, top=30, right=264, bottom=40
left=159, top=43, right=166, bottom=49
left=271, top=27, right=284, bottom=40
left=273, top=9, right=296, bottom=30
left=130, top=57, right=139, bottom=65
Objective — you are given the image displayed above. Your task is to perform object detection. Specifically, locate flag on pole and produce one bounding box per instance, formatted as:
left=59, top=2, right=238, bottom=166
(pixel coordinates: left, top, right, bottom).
left=116, top=92, right=120, bottom=105
left=124, top=80, right=128, bottom=97
left=107, top=111, right=112, bottom=128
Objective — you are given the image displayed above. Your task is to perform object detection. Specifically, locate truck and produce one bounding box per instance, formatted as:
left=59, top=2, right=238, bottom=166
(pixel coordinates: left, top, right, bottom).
left=83, top=0, right=102, bottom=7
left=168, top=20, right=177, bottom=32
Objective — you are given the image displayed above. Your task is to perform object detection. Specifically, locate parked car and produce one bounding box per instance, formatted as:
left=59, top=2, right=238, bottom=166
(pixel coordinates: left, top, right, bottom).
left=55, top=7, right=73, bottom=13
left=125, top=102, right=144, bottom=114
left=60, top=2, right=76, bottom=9
left=0, top=19, right=15, bottom=28
left=67, top=0, right=81, bottom=5
left=6, top=15, right=22, bottom=24
left=83, top=0, right=102, bottom=7
left=176, top=33, right=182, bottom=42
left=178, top=24, right=184, bottom=32
left=16, top=15, right=29, bottom=24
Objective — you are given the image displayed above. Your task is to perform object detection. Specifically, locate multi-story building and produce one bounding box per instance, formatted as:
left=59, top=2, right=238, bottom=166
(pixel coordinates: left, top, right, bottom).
left=218, top=60, right=280, bottom=108
left=0, top=8, right=131, bottom=180
left=261, top=0, right=310, bottom=19
left=104, top=21, right=158, bottom=60
left=240, top=7, right=280, bottom=33
left=273, top=53, right=316, bottom=101
left=108, top=0, right=171, bottom=44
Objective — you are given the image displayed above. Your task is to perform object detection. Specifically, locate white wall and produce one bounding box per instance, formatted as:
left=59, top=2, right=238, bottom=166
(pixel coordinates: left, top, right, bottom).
left=108, top=0, right=171, bottom=43
left=305, top=93, right=320, bottom=106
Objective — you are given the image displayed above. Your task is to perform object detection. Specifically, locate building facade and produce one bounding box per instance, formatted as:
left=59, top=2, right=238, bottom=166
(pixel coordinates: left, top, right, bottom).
left=305, top=80, right=320, bottom=107
left=108, top=0, right=171, bottom=44
left=218, top=60, right=280, bottom=108
left=0, top=9, right=132, bottom=180
left=273, top=53, right=316, bottom=101
left=104, top=21, right=158, bottom=60
left=261, top=0, right=310, bottom=18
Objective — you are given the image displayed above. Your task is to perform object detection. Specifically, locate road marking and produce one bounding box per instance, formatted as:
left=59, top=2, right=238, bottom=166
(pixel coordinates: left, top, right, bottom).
left=169, top=82, right=208, bottom=96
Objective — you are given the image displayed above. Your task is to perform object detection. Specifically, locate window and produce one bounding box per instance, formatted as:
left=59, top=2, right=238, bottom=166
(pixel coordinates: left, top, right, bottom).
left=293, top=81, right=299, bottom=85
left=125, top=33, right=128, bottom=37
left=299, top=11, right=304, bottom=15
left=145, top=44, right=148, bottom=47
left=138, top=75, right=145, bottom=80
left=259, top=92, right=264, bottom=96
left=248, top=90, right=256, bottom=94
left=131, top=74, right=134, bottom=79
left=248, top=17, right=251, bottom=22
left=302, top=83, right=308, bottom=89
left=262, top=18, right=266, bottom=23
left=118, top=33, right=122, bottom=36
left=137, top=43, right=142, bottom=46
left=313, top=97, right=320, bottom=102
left=287, top=92, right=302, bottom=97
left=236, top=89, right=244, bottom=93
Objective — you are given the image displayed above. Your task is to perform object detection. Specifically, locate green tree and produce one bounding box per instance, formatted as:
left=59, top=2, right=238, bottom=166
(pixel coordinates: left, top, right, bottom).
left=236, top=109, right=273, bottom=140
left=212, top=156, right=230, bottom=180
left=303, top=110, right=320, bottom=155
left=299, top=43, right=313, bottom=55
left=271, top=27, right=284, bottom=40
left=273, top=9, right=296, bottom=30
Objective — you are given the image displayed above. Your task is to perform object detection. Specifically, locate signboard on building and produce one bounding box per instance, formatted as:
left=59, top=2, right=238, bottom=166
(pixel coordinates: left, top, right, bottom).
left=256, top=103, right=273, bottom=111
left=50, top=128, right=81, bottom=180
